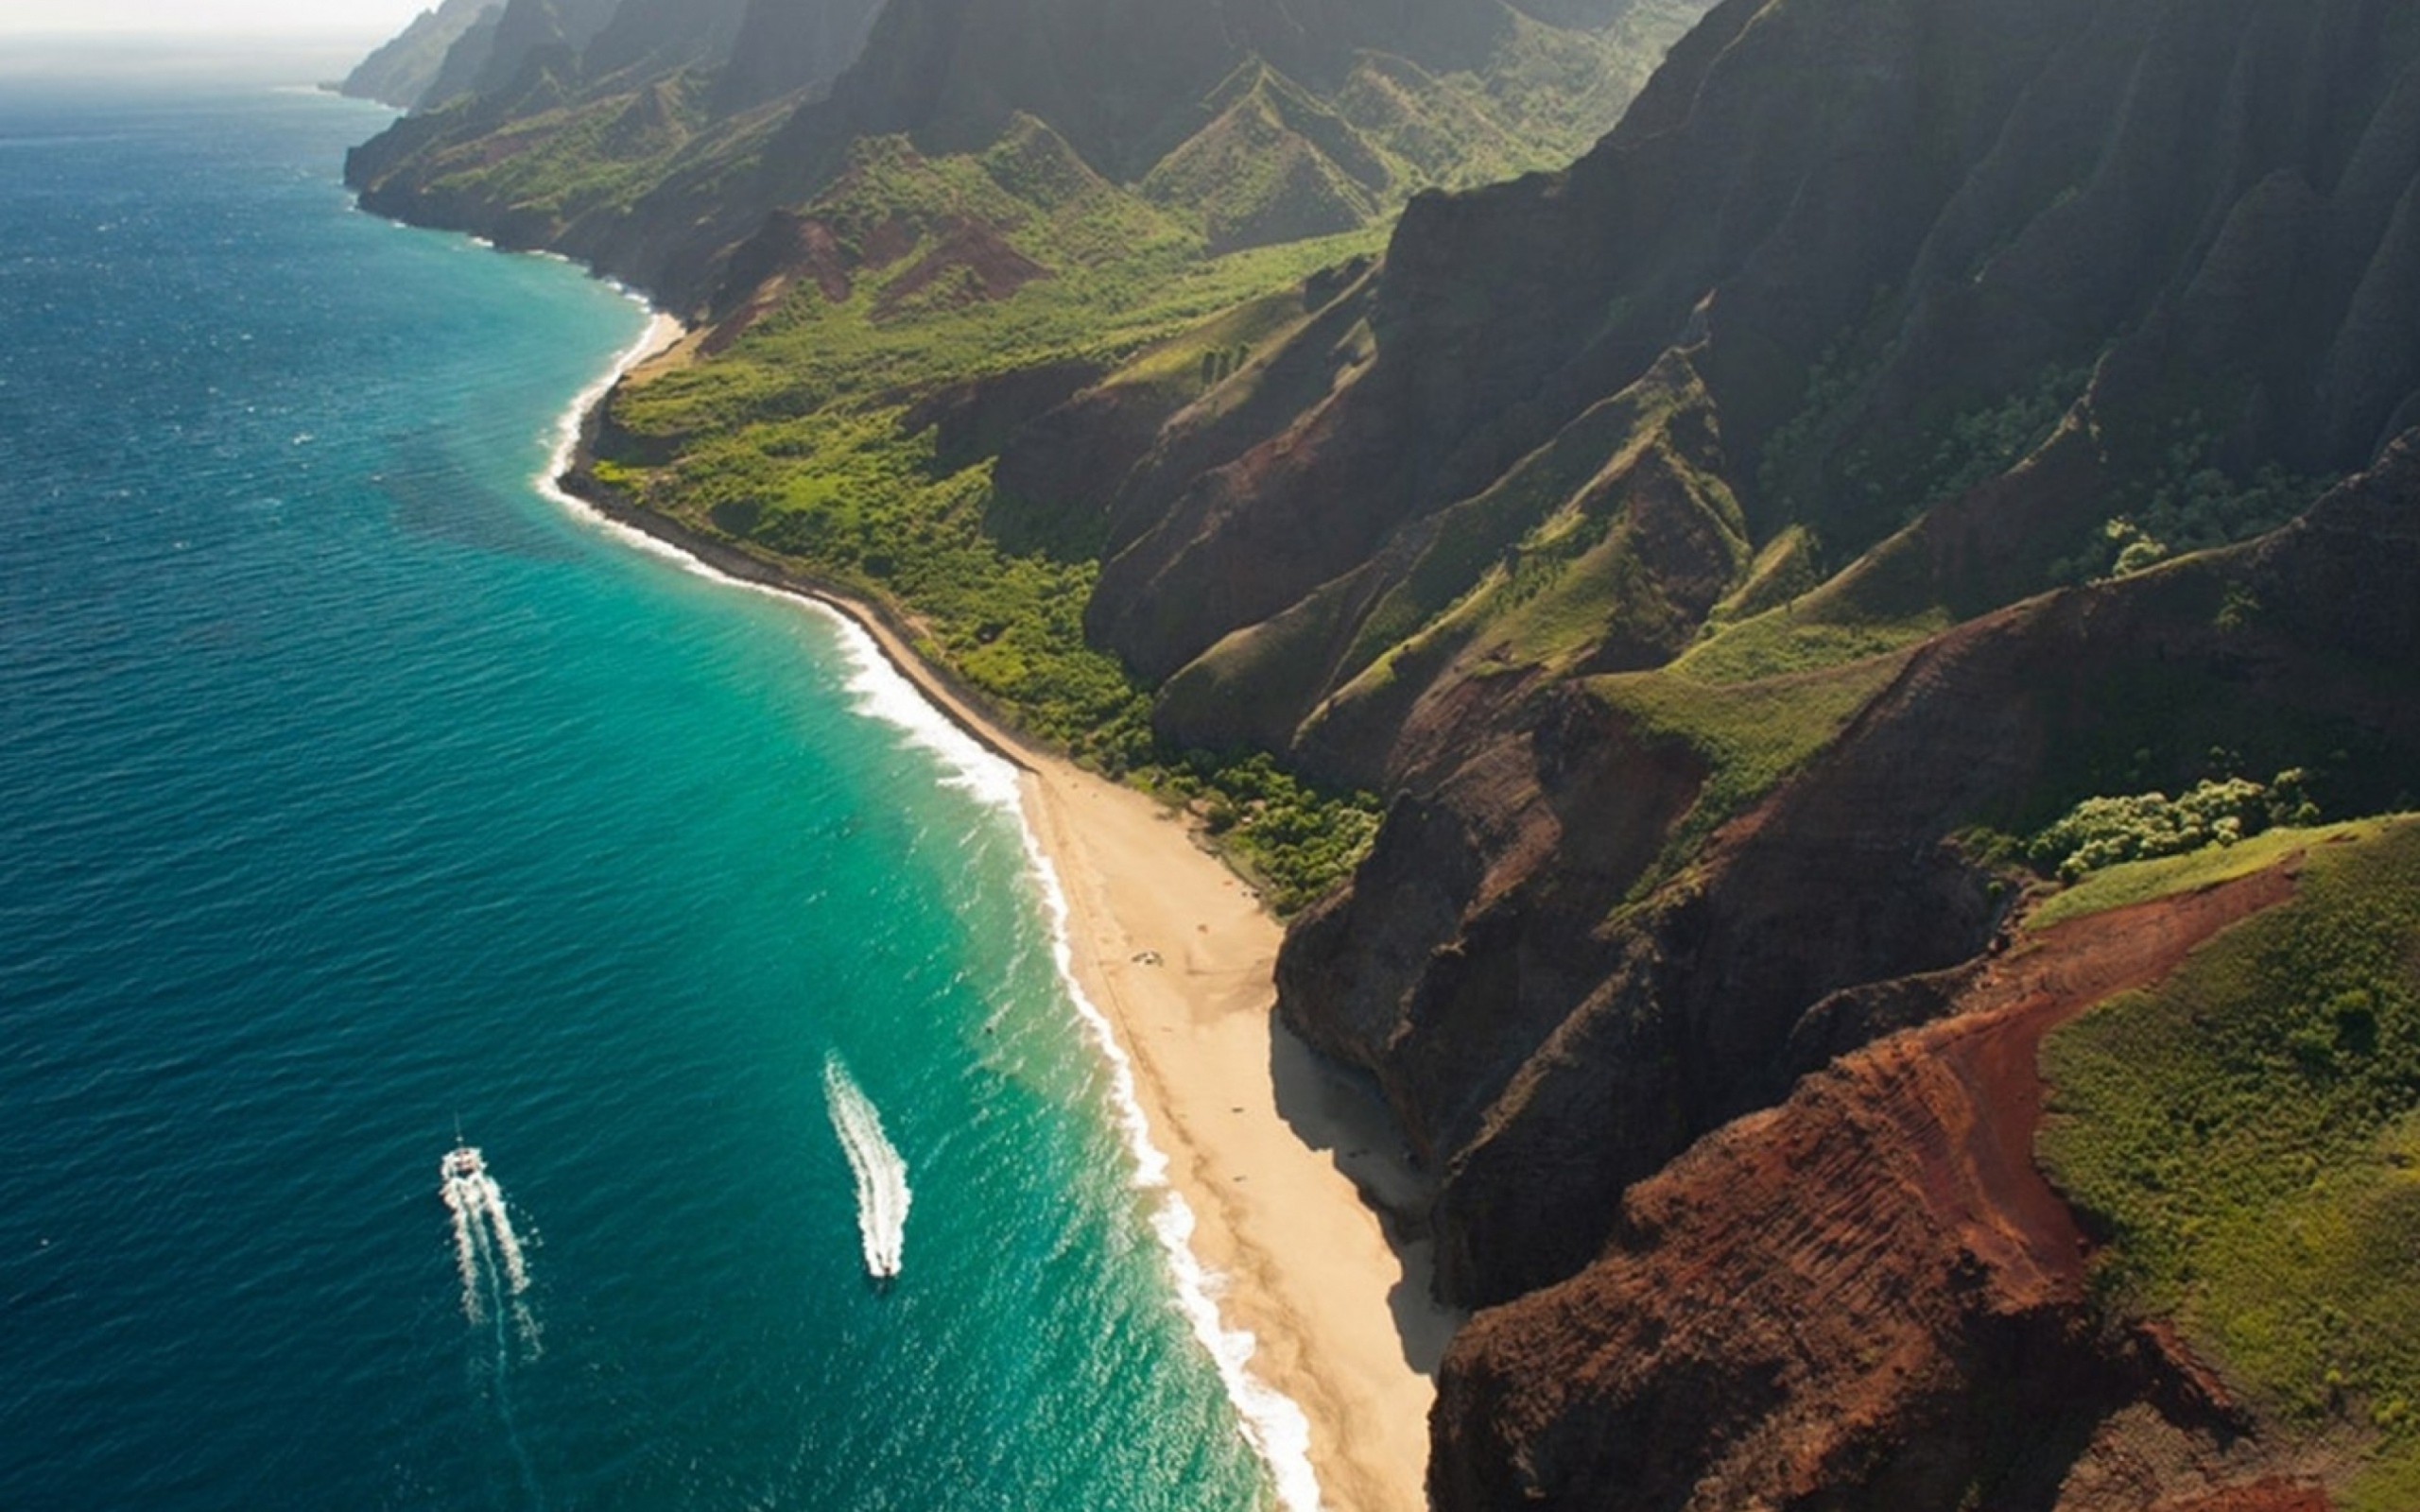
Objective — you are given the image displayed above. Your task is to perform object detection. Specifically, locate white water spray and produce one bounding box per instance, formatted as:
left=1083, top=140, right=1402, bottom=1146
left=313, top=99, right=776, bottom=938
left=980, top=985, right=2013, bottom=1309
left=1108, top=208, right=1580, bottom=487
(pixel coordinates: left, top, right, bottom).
left=822, top=1055, right=911, bottom=1281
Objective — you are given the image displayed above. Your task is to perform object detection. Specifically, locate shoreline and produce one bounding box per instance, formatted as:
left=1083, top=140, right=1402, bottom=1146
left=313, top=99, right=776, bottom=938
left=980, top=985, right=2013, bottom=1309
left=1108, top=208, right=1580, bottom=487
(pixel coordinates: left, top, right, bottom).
left=554, top=311, right=1459, bottom=1512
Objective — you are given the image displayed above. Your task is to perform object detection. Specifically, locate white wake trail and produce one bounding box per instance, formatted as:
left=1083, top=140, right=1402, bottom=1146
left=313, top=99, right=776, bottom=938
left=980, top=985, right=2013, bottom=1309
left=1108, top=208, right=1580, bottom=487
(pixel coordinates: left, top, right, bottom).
left=475, top=1171, right=533, bottom=1297
left=441, top=1170, right=488, bottom=1325
left=437, top=1141, right=547, bottom=1501
left=822, top=1055, right=911, bottom=1281
left=439, top=1145, right=536, bottom=1344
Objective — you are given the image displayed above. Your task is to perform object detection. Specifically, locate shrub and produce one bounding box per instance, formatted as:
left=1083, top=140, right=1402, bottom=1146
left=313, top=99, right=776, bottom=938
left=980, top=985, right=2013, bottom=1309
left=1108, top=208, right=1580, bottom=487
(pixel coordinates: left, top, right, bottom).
left=2028, top=770, right=2320, bottom=881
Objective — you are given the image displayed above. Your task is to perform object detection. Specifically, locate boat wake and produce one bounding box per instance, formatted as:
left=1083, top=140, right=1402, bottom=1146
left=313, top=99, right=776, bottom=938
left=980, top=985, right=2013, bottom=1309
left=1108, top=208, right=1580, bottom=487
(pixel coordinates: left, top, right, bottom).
left=822, top=1055, right=910, bottom=1282
left=440, top=1143, right=539, bottom=1353
left=439, top=1139, right=546, bottom=1505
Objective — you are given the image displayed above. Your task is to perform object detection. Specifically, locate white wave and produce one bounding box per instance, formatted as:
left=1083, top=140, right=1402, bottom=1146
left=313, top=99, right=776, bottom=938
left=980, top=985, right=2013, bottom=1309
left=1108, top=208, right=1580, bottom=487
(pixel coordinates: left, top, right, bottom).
left=1017, top=833, right=1324, bottom=1512
left=533, top=312, right=784, bottom=601
left=526, top=304, right=1025, bottom=817
left=524, top=301, right=1024, bottom=814
left=533, top=306, right=680, bottom=520
left=510, top=1297, right=543, bottom=1358
left=822, top=615, right=1025, bottom=813
left=823, top=1055, right=912, bottom=1280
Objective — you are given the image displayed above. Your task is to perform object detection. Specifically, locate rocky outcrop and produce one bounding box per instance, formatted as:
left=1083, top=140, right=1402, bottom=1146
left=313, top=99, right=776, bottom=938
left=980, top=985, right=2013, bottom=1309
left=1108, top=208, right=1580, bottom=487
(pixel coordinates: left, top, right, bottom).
left=1053, top=2, right=2420, bottom=1400
left=576, top=0, right=758, bottom=87
left=712, top=0, right=889, bottom=113
left=340, top=0, right=2420, bottom=1501
left=457, top=0, right=626, bottom=97
left=1431, top=865, right=2310, bottom=1511
left=345, top=0, right=890, bottom=307
left=901, top=358, right=1106, bottom=477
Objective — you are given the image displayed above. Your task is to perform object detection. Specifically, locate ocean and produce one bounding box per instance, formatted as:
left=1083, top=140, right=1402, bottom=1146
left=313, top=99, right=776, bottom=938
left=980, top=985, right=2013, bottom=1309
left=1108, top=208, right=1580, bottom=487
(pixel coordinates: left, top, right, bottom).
left=0, top=76, right=1278, bottom=1511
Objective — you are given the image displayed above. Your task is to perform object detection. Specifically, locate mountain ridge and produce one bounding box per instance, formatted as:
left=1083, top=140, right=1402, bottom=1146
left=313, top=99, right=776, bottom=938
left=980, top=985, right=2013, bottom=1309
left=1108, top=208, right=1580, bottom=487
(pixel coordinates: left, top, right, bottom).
left=337, top=0, right=500, bottom=109
left=1079, top=0, right=2420, bottom=788
left=345, top=0, right=1696, bottom=310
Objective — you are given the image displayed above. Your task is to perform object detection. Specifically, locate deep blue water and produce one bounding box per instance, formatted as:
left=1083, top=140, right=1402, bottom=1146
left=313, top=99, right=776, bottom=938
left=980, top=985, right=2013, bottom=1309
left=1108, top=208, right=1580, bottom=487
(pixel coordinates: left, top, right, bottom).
left=0, top=80, right=1270, bottom=1512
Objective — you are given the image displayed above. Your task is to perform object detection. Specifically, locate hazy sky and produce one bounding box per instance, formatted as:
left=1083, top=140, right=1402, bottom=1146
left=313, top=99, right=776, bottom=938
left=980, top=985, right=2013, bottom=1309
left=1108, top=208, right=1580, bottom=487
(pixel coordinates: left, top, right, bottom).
left=0, top=0, right=430, bottom=39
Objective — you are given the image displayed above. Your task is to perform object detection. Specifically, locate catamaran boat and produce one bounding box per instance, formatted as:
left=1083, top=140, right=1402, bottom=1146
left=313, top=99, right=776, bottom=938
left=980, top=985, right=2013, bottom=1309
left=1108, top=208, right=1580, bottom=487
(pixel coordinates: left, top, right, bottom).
left=441, top=1143, right=484, bottom=1182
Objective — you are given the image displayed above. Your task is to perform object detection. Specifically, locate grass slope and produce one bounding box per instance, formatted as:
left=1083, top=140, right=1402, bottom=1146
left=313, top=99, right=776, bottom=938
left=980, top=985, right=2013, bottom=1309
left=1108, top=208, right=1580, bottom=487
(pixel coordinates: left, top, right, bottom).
left=2038, top=817, right=2420, bottom=1506
left=594, top=129, right=1390, bottom=907
left=1589, top=649, right=1914, bottom=890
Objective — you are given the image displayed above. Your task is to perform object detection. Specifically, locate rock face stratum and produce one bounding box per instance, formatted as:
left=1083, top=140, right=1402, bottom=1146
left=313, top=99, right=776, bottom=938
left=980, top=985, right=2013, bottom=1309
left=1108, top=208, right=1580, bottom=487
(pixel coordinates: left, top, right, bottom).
left=1432, top=864, right=2310, bottom=1509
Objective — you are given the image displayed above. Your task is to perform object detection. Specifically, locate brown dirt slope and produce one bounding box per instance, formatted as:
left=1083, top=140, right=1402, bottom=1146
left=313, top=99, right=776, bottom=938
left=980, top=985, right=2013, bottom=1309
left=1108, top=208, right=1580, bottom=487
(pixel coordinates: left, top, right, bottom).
left=1432, top=862, right=2320, bottom=1511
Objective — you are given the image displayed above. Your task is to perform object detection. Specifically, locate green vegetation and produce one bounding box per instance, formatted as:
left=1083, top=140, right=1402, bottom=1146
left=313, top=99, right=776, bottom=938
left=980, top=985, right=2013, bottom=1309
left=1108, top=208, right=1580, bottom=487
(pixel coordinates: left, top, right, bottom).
left=1591, top=646, right=1915, bottom=887
left=2024, top=769, right=2322, bottom=883
left=594, top=136, right=1398, bottom=905
left=1754, top=336, right=2326, bottom=619
left=1142, top=63, right=1384, bottom=251
left=2037, top=819, right=2420, bottom=1504
left=398, top=73, right=753, bottom=230
left=1751, top=340, right=2084, bottom=540
left=1266, top=359, right=1764, bottom=776
left=1910, top=364, right=2091, bottom=511
left=2023, top=820, right=2377, bottom=932
left=1340, top=365, right=1742, bottom=672
left=358, top=0, right=1717, bottom=914
left=1712, top=364, right=2098, bottom=685
left=1704, top=524, right=1824, bottom=624
left=1761, top=355, right=2087, bottom=549
left=1670, top=504, right=1950, bottom=689
left=2048, top=411, right=2333, bottom=585
left=1751, top=338, right=1887, bottom=539
left=1673, top=608, right=1945, bottom=685
left=1150, top=754, right=1384, bottom=916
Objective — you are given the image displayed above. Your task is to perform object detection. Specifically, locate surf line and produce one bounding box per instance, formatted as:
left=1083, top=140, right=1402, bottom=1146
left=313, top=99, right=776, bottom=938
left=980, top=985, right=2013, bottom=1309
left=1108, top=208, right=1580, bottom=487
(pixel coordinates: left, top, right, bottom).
left=534, top=297, right=682, bottom=524
left=531, top=298, right=1327, bottom=1512
left=819, top=626, right=1325, bottom=1512
left=822, top=1054, right=912, bottom=1282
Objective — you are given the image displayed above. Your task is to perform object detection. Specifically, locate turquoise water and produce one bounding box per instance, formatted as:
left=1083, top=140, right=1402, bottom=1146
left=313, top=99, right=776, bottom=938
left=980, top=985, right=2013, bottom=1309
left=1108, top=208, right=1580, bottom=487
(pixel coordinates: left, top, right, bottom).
left=0, top=80, right=1274, bottom=1511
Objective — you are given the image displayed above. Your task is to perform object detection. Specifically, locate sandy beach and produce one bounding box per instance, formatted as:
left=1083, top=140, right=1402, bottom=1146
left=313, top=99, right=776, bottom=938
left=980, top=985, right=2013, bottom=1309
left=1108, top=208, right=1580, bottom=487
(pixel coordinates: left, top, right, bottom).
left=1014, top=749, right=1461, bottom=1512
left=564, top=316, right=1461, bottom=1512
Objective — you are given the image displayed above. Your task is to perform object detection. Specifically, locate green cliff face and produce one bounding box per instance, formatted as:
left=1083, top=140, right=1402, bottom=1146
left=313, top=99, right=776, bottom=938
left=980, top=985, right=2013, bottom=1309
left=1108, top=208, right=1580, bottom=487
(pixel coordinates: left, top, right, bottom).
left=1084, top=0, right=2420, bottom=791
